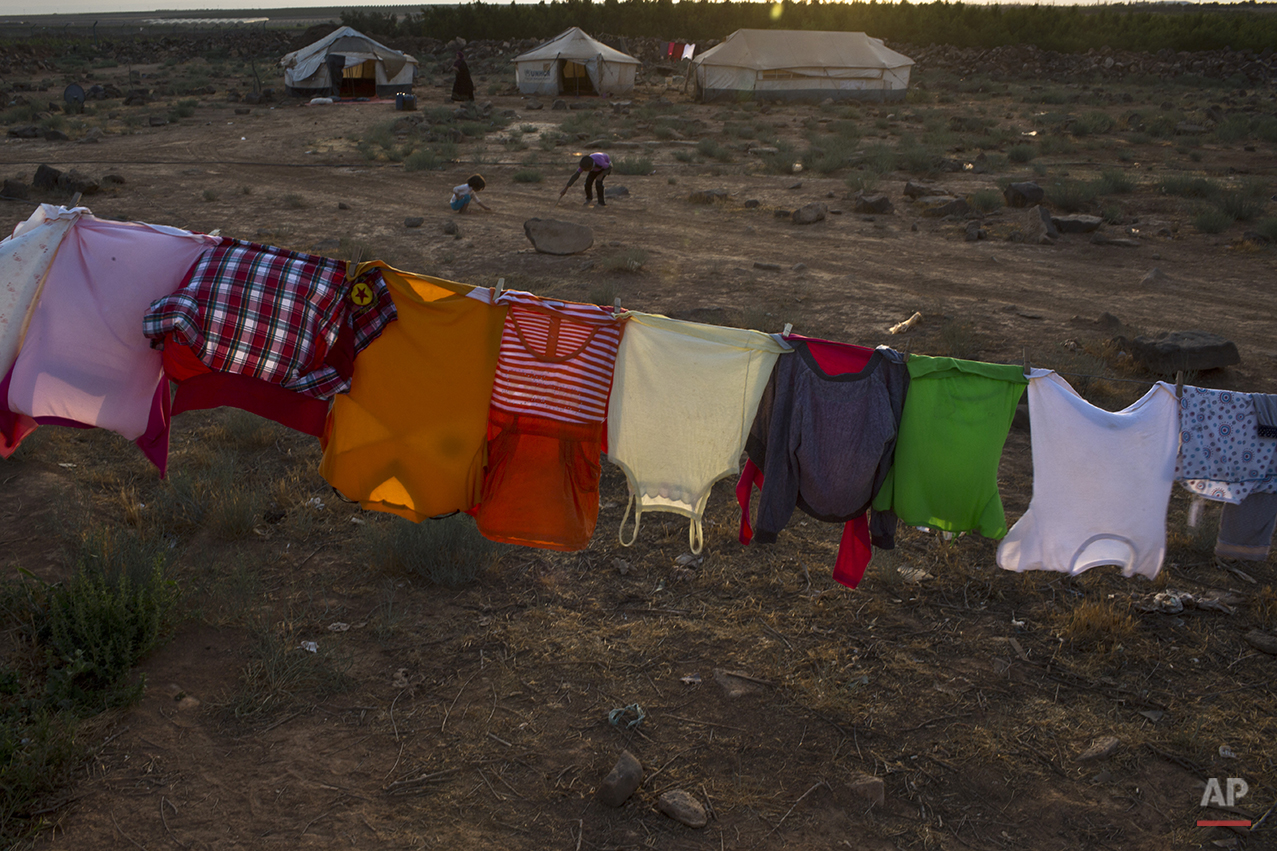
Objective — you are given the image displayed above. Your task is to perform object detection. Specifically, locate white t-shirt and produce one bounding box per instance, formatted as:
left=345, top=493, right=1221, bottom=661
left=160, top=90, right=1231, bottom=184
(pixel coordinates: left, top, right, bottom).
left=997, top=371, right=1180, bottom=580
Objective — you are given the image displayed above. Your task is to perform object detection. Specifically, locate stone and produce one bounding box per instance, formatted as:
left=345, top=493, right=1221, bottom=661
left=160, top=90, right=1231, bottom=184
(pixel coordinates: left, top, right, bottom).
left=148, top=115, right=168, bottom=127
left=404, top=216, right=424, bottom=228
left=753, top=262, right=781, bottom=271
left=441, top=219, right=460, bottom=235
left=713, top=668, right=762, bottom=698
left=1003, top=181, right=1045, bottom=208
left=2, top=179, right=28, bottom=199
left=918, top=196, right=970, bottom=218
left=1021, top=205, right=1059, bottom=244
left=604, top=185, right=629, bottom=198
left=853, top=194, right=894, bottom=215
left=524, top=218, right=594, bottom=255
left=7, top=125, right=40, bottom=139
left=787, top=182, right=803, bottom=190
left=792, top=203, right=828, bottom=225
left=177, top=695, right=201, bottom=711
left=847, top=771, right=885, bottom=807
left=337, top=201, right=350, bottom=210
left=1052, top=214, right=1103, bottom=234
left=903, top=180, right=940, bottom=199
left=657, top=789, right=708, bottom=828
left=688, top=189, right=728, bottom=204
left=1243, top=229, right=1271, bottom=244
left=743, top=199, right=760, bottom=209
left=1175, top=122, right=1207, bottom=135
left=41, top=128, right=69, bottom=142
left=525, top=99, right=542, bottom=110
left=1243, top=630, right=1277, bottom=655
left=965, top=221, right=987, bottom=241
left=773, top=209, right=792, bottom=219
left=1091, top=236, right=1140, bottom=248
left=234, top=107, right=250, bottom=115
left=596, top=750, right=643, bottom=807
left=100, top=174, right=126, bottom=187
left=1077, top=736, right=1121, bottom=762
left=80, top=126, right=104, bottom=143
left=1122, top=330, right=1240, bottom=374
left=57, top=169, right=99, bottom=195
left=551, top=99, right=567, bottom=110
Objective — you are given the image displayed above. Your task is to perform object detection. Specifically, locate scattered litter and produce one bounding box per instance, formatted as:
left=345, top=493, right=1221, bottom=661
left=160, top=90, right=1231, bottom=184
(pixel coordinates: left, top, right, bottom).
left=1218, top=745, right=1237, bottom=759
left=56, top=462, right=76, bottom=468
left=613, top=557, right=631, bottom=576
left=1009, top=637, right=1030, bottom=661
left=350, top=515, right=366, bottom=525
left=1010, top=616, right=1026, bottom=628
left=889, top=311, right=922, bottom=335
left=328, top=622, right=350, bottom=632
left=608, top=703, right=646, bottom=730
left=1187, top=495, right=1206, bottom=528
left=1137, top=590, right=1242, bottom=615
left=1139, top=710, right=1164, bottom=723
left=1147, top=590, right=1186, bottom=614
left=299, top=641, right=318, bottom=653
left=674, top=552, right=703, bottom=567
left=897, top=566, right=933, bottom=583
left=306, top=496, right=326, bottom=510
left=207, top=228, right=221, bottom=238
left=391, top=668, right=409, bottom=688
left=680, top=673, right=701, bottom=685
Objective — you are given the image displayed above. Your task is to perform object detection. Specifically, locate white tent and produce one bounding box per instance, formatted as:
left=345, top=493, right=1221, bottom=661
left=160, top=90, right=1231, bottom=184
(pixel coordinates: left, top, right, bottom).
left=514, top=28, right=639, bottom=97
left=691, top=29, right=913, bottom=103
left=280, top=27, right=418, bottom=99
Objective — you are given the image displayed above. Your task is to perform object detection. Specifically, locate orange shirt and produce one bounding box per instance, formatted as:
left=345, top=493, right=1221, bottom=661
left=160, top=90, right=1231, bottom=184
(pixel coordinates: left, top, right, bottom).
left=319, top=264, right=507, bottom=521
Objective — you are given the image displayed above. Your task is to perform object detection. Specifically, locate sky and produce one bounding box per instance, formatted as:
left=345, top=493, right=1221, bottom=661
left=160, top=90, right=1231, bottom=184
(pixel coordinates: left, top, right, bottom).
left=0, top=0, right=1224, bottom=18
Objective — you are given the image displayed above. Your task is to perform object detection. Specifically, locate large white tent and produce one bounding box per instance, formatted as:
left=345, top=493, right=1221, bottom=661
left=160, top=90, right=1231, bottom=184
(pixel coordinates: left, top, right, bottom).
left=514, top=28, right=639, bottom=97
left=280, top=27, right=418, bottom=99
left=691, top=29, right=913, bottom=103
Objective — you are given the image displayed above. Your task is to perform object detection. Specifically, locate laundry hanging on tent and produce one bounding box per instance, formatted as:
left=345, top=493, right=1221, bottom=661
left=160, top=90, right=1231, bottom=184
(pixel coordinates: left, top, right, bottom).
left=1175, top=387, right=1277, bottom=504
left=319, top=265, right=506, bottom=522
left=997, top=371, right=1180, bottom=579
left=473, top=290, right=625, bottom=551
left=681, top=43, right=696, bottom=61
left=873, top=356, right=1027, bottom=539
left=0, top=205, right=82, bottom=379
left=0, top=213, right=216, bottom=475
left=606, top=311, right=789, bottom=554
left=739, top=338, right=908, bottom=589
left=143, top=239, right=396, bottom=436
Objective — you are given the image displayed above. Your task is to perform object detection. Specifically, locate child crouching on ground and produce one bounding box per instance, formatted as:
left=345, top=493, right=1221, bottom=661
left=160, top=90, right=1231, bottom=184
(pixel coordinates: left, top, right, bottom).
left=450, top=175, right=491, bottom=213
left=559, top=153, right=612, bottom=206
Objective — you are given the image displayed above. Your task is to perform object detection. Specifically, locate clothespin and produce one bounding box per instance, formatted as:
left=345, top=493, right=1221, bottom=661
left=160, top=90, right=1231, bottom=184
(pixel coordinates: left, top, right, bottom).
left=782, top=323, right=793, bottom=338
left=1022, top=348, right=1030, bottom=377
left=69, top=191, right=82, bottom=208
left=1175, top=370, right=1184, bottom=399
left=612, top=296, right=623, bottom=318
left=494, top=277, right=505, bottom=298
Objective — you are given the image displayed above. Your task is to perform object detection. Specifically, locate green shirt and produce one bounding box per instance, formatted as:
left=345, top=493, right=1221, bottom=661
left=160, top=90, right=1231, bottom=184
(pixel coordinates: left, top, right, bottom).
left=872, top=356, right=1027, bottom=538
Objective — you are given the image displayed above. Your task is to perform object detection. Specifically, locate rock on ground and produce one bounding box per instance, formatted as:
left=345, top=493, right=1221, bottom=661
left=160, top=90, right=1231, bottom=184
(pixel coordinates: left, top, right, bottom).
left=1052, top=214, right=1103, bottom=234
left=596, top=750, right=643, bottom=807
left=524, top=218, right=594, bottom=255
left=853, top=194, right=894, bottom=215
left=792, top=202, right=828, bottom=225
left=918, top=196, right=970, bottom=218
left=1077, top=736, right=1121, bottom=762
left=1121, top=330, right=1240, bottom=374
left=1021, top=205, right=1060, bottom=243
left=1004, top=181, right=1045, bottom=207
left=657, top=789, right=708, bottom=828
left=847, top=771, right=885, bottom=806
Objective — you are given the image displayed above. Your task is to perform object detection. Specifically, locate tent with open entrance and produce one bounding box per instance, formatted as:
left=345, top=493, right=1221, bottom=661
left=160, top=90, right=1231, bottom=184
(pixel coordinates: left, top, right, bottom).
left=690, top=29, right=913, bottom=103
left=514, top=27, right=639, bottom=97
left=280, top=26, right=418, bottom=99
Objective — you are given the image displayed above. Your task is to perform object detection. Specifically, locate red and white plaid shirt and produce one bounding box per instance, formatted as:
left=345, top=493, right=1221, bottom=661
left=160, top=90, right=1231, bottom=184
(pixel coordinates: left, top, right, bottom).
left=143, top=239, right=396, bottom=399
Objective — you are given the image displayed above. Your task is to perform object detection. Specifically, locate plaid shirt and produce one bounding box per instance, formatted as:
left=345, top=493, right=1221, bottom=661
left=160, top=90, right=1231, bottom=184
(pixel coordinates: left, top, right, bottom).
left=143, top=239, right=396, bottom=399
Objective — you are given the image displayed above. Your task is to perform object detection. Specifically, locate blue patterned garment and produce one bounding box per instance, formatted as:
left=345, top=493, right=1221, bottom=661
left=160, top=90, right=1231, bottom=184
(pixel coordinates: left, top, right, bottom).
left=1176, top=386, right=1277, bottom=503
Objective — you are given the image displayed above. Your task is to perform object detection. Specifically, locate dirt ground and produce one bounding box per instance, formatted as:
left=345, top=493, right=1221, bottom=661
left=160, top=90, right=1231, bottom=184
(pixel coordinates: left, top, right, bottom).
left=2, top=59, right=1277, bottom=851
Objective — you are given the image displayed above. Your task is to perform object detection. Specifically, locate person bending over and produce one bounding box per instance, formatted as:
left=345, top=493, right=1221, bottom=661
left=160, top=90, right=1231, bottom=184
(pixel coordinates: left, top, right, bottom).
left=559, top=153, right=612, bottom=206
left=450, top=175, right=491, bottom=213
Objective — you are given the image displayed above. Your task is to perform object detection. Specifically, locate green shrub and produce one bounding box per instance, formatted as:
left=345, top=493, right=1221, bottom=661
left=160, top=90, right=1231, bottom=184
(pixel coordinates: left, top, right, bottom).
left=899, top=143, right=937, bottom=176
left=1214, top=115, right=1251, bottom=144
left=378, top=514, right=502, bottom=586
left=1095, top=168, right=1136, bottom=195
left=0, top=708, right=81, bottom=847
left=674, top=149, right=697, bottom=163
left=202, top=189, right=218, bottom=202
left=756, top=141, right=798, bottom=175
left=1193, top=208, right=1232, bottom=233
left=803, top=133, right=863, bottom=174
left=1008, top=143, right=1036, bottom=163
left=169, top=98, right=198, bottom=120
left=1216, top=188, right=1266, bottom=223
left=1048, top=179, right=1098, bottom=212
left=845, top=169, right=883, bottom=195
left=1159, top=175, right=1219, bottom=199
left=601, top=248, right=648, bottom=272
left=1073, top=111, right=1116, bottom=137
left=404, top=143, right=457, bottom=171
left=225, top=631, right=353, bottom=721
left=696, top=138, right=733, bottom=162
left=1037, top=134, right=1076, bottom=156
left=970, top=188, right=1002, bottom=213
left=513, top=169, right=543, bottom=183
left=613, top=156, right=654, bottom=175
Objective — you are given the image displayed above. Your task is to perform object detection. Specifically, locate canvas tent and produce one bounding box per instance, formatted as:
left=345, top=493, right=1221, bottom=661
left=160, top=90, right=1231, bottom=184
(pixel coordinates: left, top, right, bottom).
left=514, top=28, right=639, bottom=97
left=691, top=29, right=913, bottom=103
left=280, top=27, right=418, bottom=99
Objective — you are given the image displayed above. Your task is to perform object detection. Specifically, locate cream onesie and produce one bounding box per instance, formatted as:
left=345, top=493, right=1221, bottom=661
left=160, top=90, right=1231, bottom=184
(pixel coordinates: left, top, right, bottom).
left=606, top=312, right=789, bottom=553
left=997, top=371, right=1180, bottom=580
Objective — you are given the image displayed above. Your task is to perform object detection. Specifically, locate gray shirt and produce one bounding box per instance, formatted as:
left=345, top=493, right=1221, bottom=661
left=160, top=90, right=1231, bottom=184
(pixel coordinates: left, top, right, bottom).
left=745, top=343, right=908, bottom=546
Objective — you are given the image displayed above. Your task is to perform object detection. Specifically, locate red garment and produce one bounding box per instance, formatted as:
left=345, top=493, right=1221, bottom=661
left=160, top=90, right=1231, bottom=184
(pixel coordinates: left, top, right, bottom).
left=735, top=335, right=879, bottom=589
left=0, top=365, right=171, bottom=475
left=475, top=291, right=624, bottom=550
left=162, top=340, right=330, bottom=437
